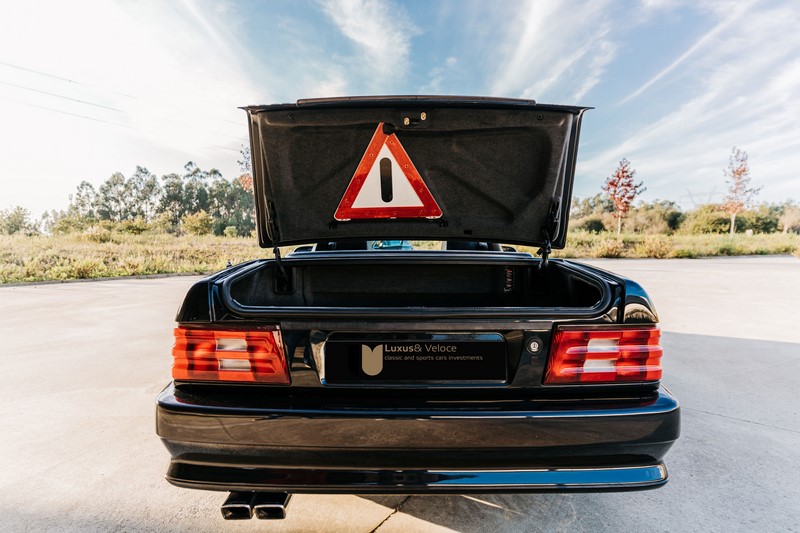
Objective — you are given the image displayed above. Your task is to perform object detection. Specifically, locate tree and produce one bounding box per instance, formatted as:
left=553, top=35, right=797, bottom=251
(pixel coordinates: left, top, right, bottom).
left=69, top=181, right=97, bottom=219
left=127, top=166, right=161, bottom=221
left=95, top=172, right=128, bottom=221
left=570, top=193, right=614, bottom=219
left=722, top=147, right=760, bottom=236
left=182, top=161, right=219, bottom=214
left=158, top=173, right=185, bottom=228
left=0, top=206, right=39, bottom=235
left=602, top=158, right=645, bottom=238
left=238, top=144, right=252, bottom=176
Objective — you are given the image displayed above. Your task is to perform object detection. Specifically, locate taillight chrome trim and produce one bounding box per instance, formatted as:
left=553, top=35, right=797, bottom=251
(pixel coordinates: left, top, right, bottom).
left=544, top=325, right=662, bottom=385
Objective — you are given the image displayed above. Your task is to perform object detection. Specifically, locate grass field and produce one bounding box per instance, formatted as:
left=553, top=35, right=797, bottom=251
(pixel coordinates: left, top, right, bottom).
left=534, top=231, right=800, bottom=259
left=1, top=231, right=798, bottom=283
left=0, top=233, right=263, bottom=283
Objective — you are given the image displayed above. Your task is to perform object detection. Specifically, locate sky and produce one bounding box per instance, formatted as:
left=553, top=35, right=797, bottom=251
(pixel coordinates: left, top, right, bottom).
left=1, top=0, right=799, bottom=217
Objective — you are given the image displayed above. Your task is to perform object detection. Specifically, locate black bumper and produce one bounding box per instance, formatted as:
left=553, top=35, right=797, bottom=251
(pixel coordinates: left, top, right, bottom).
left=156, top=385, right=680, bottom=493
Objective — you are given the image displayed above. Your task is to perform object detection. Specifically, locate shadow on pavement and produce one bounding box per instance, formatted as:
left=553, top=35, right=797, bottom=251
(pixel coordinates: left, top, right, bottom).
left=358, top=332, right=800, bottom=532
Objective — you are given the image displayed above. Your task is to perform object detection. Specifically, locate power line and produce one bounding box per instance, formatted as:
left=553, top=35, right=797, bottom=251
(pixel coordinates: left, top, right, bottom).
left=210, top=144, right=244, bottom=153
left=0, top=60, right=138, bottom=99
left=0, top=61, right=249, bottom=127
left=0, top=79, right=124, bottom=112
left=0, top=62, right=249, bottom=143
left=0, top=96, right=132, bottom=129
left=0, top=60, right=83, bottom=84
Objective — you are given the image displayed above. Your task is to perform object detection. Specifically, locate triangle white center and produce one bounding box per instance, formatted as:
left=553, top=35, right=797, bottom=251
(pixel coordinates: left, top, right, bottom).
left=351, top=143, right=425, bottom=208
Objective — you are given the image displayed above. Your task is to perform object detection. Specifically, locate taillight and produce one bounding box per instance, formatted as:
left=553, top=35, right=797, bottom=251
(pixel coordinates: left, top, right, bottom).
left=544, top=326, right=662, bottom=384
left=172, top=326, right=289, bottom=384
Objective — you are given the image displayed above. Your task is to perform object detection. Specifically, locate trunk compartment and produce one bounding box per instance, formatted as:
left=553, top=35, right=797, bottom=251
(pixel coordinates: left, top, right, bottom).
left=225, top=255, right=606, bottom=314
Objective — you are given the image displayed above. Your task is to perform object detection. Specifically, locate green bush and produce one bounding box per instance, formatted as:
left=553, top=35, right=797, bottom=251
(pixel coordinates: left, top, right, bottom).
left=594, top=239, right=625, bottom=258
left=223, top=225, right=238, bottom=238
left=672, top=248, right=698, bottom=258
left=624, top=201, right=683, bottom=234
left=118, top=217, right=150, bottom=235
left=83, top=226, right=113, bottom=243
left=182, top=210, right=212, bottom=235
left=50, top=213, right=91, bottom=234
left=150, top=212, right=175, bottom=234
left=636, top=236, right=672, bottom=258
left=680, top=204, right=733, bottom=234
left=739, top=204, right=779, bottom=234
left=572, top=216, right=606, bottom=233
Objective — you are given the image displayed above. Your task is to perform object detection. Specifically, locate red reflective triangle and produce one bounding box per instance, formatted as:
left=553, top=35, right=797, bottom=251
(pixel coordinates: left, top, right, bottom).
left=334, top=123, right=442, bottom=220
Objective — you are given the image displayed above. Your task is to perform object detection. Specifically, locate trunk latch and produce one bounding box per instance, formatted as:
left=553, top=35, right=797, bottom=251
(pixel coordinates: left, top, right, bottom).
left=400, top=110, right=430, bottom=128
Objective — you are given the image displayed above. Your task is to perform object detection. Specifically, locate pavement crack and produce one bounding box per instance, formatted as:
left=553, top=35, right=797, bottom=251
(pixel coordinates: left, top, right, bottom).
left=684, top=406, right=800, bottom=434
left=370, top=496, right=411, bottom=533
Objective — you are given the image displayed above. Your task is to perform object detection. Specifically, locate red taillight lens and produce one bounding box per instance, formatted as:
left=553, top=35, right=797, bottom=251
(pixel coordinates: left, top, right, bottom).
left=172, top=326, right=289, bottom=384
left=544, top=326, right=662, bottom=384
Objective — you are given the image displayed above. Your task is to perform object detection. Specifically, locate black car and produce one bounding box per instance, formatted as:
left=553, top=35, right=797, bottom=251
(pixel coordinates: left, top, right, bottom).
left=156, top=96, right=680, bottom=521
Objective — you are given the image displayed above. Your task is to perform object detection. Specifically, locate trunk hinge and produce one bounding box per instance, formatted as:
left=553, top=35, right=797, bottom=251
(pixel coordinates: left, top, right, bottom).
left=537, top=200, right=560, bottom=270
left=272, top=245, right=292, bottom=293
left=267, top=201, right=291, bottom=292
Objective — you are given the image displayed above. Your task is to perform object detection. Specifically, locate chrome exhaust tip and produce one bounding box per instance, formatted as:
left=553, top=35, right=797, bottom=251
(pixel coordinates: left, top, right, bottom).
left=253, top=492, right=292, bottom=520
left=220, top=492, right=255, bottom=520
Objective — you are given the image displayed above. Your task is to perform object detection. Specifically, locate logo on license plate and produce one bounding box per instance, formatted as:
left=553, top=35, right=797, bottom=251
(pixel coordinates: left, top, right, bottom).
left=361, top=344, right=383, bottom=376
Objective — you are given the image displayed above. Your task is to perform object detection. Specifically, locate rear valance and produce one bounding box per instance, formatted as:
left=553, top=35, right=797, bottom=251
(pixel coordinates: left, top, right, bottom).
left=244, top=96, right=589, bottom=248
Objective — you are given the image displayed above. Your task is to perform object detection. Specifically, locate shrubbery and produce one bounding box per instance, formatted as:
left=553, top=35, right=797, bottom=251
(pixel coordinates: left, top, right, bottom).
left=182, top=210, right=213, bottom=235
left=780, top=207, right=800, bottom=234
left=680, top=204, right=732, bottom=234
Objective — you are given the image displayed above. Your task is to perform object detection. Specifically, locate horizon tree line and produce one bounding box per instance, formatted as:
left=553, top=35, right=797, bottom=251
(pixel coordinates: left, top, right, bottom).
left=599, top=146, right=771, bottom=238
left=2, top=146, right=799, bottom=237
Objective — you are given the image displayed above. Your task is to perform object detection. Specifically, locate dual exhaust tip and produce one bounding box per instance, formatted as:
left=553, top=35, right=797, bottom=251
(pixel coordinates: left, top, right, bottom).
left=221, top=491, right=292, bottom=520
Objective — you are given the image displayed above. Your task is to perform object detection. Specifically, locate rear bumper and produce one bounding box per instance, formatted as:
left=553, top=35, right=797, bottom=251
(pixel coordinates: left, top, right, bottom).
left=156, top=384, right=680, bottom=493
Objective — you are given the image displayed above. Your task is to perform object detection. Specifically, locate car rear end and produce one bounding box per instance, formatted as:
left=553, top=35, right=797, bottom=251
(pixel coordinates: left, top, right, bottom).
left=156, top=258, right=679, bottom=497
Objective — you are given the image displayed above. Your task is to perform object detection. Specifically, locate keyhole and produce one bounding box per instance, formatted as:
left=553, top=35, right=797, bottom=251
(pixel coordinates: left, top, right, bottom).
left=379, top=158, right=393, bottom=203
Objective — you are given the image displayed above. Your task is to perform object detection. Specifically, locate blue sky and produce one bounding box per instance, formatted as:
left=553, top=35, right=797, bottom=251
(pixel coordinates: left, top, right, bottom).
left=1, top=0, right=798, bottom=216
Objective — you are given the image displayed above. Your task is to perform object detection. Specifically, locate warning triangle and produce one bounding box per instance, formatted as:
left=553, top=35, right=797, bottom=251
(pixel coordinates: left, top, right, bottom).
left=334, top=123, right=442, bottom=220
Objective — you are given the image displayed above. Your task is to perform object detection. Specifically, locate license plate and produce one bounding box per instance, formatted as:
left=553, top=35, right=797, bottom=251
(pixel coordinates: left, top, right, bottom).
left=323, top=333, right=506, bottom=384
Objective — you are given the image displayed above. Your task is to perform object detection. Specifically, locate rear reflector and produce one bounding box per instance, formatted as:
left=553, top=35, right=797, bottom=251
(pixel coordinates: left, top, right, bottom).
left=172, top=326, right=289, bottom=384
left=544, top=326, right=662, bottom=384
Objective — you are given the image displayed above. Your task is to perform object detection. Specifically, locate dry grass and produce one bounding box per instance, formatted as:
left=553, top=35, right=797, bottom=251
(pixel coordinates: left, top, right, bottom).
left=1, top=231, right=797, bottom=283
left=0, top=233, right=263, bottom=283
left=533, top=231, right=800, bottom=259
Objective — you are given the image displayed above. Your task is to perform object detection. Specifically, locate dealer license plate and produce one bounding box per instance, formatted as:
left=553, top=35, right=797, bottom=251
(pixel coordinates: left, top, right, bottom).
left=323, top=333, right=506, bottom=384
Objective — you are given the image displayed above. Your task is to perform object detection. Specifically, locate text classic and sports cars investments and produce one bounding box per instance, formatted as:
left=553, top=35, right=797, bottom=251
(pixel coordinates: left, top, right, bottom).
left=155, top=96, right=680, bottom=520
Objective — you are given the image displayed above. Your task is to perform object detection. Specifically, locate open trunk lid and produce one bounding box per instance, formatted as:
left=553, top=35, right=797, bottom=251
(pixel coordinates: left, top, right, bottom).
left=244, top=96, right=589, bottom=249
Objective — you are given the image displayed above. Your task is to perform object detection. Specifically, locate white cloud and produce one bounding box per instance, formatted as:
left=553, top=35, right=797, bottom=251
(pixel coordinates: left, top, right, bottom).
left=419, top=56, right=458, bottom=94
left=619, top=1, right=753, bottom=104
left=319, top=0, right=419, bottom=90
left=489, top=0, right=617, bottom=103
left=577, top=2, right=800, bottom=204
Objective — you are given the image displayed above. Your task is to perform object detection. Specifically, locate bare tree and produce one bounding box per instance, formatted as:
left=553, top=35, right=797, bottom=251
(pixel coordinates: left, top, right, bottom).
left=602, top=158, right=645, bottom=238
left=722, top=147, right=760, bottom=236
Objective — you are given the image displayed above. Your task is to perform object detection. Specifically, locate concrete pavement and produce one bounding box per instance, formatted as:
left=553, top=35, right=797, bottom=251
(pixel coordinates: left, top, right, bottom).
left=0, top=256, right=798, bottom=532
